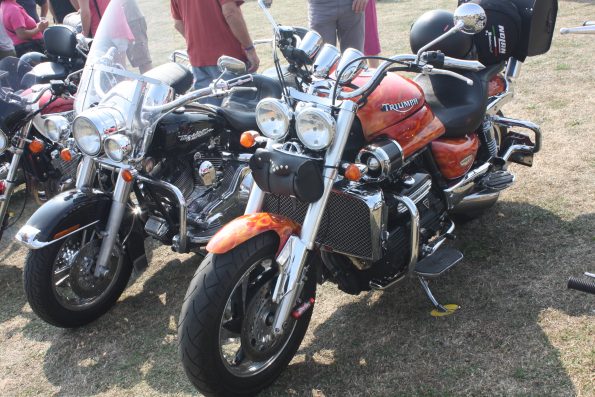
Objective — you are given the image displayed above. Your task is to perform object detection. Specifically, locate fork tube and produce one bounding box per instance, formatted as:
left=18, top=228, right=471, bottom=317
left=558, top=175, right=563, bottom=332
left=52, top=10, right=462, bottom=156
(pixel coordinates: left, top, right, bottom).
left=76, top=155, right=96, bottom=189
left=94, top=167, right=133, bottom=276
left=0, top=122, right=31, bottom=229
left=271, top=100, right=358, bottom=335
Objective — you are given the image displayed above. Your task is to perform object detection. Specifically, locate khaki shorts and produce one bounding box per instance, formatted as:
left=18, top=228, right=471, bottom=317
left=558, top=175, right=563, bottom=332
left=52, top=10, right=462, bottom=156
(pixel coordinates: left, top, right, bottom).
left=127, top=17, right=152, bottom=68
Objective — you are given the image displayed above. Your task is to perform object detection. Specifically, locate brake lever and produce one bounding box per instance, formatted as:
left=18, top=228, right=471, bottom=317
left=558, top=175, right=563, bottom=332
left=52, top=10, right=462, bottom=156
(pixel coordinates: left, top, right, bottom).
left=422, top=65, right=474, bottom=86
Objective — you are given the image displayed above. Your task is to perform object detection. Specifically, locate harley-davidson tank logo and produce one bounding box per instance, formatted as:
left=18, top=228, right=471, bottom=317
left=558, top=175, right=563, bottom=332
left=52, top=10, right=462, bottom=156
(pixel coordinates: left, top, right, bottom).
left=179, top=128, right=213, bottom=142
left=381, top=98, right=419, bottom=113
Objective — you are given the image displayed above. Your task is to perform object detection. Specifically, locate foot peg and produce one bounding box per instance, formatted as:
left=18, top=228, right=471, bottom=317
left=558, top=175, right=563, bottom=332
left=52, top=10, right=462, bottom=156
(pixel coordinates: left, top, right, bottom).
left=414, top=247, right=463, bottom=279
left=414, top=247, right=464, bottom=316
left=478, top=170, right=515, bottom=191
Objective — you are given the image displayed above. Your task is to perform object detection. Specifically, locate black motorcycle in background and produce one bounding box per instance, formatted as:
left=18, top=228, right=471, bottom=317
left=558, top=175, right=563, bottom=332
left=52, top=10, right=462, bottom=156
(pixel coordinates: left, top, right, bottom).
left=560, top=22, right=595, bottom=295
left=0, top=24, right=88, bottom=240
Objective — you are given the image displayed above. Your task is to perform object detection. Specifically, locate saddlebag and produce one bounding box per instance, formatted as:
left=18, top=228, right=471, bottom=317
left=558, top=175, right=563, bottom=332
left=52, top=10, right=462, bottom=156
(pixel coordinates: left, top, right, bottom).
left=250, top=147, right=324, bottom=203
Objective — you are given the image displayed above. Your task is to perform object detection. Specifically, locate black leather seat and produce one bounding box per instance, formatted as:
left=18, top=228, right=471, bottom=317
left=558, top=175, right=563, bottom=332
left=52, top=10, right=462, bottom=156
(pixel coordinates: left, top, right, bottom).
left=20, top=61, right=67, bottom=89
left=217, top=74, right=283, bottom=131
left=416, top=62, right=505, bottom=138
left=143, top=62, right=193, bottom=95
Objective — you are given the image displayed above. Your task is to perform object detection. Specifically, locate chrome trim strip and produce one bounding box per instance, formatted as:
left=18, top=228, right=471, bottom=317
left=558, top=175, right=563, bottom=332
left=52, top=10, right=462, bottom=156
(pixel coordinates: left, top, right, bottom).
left=15, top=220, right=100, bottom=250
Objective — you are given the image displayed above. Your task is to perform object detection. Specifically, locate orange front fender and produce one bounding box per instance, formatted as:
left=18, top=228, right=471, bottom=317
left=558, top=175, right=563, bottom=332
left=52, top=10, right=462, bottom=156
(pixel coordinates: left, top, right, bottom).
left=206, top=213, right=301, bottom=254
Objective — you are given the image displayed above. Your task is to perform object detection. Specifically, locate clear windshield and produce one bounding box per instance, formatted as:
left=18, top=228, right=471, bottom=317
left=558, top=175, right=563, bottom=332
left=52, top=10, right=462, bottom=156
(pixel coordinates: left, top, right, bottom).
left=74, top=0, right=173, bottom=131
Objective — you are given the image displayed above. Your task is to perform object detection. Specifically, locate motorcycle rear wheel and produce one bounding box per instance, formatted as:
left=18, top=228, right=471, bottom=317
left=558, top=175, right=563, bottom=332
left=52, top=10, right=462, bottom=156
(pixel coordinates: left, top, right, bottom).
left=178, top=232, right=316, bottom=397
left=23, top=227, right=132, bottom=328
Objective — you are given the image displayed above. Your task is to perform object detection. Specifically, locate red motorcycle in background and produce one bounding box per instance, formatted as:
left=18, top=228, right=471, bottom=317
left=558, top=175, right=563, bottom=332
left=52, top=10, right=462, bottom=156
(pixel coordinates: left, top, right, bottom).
left=178, top=0, right=557, bottom=395
left=560, top=21, right=595, bottom=295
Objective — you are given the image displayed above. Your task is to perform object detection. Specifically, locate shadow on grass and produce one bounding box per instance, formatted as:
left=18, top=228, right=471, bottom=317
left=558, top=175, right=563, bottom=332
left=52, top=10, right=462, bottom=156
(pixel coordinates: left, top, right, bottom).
left=265, top=201, right=594, bottom=397
left=21, top=249, right=202, bottom=396
left=15, top=201, right=594, bottom=396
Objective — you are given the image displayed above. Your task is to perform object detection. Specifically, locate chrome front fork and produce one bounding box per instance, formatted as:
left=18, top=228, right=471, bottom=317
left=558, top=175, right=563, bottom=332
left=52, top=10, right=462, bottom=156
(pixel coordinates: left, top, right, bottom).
left=0, top=122, right=31, bottom=231
left=94, top=167, right=133, bottom=277
left=249, top=100, right=358, bottom=335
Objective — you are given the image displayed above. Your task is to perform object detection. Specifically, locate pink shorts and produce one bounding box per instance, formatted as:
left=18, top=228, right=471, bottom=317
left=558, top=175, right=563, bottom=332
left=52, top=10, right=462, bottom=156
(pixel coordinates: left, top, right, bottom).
left=364, top=0, right=381, bottom=56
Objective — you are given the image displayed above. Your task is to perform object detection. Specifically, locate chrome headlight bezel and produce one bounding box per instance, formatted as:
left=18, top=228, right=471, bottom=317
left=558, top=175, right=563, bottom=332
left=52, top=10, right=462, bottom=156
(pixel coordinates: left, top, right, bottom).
left=255, top=98, right=291, bottom=140
left=295, top=106, right=336, bottom=151
left=103, top=133, right=132, bottom=162
left=0, top=129, right=7, bottom=154
left=42, top=115, right=70, bottom=142
left=73, top=108, right=125, bottom=156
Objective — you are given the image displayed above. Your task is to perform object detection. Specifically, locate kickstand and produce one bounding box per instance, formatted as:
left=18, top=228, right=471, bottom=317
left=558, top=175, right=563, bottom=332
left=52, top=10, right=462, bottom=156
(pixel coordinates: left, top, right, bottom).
left=418, top=276, right=459, bottom=317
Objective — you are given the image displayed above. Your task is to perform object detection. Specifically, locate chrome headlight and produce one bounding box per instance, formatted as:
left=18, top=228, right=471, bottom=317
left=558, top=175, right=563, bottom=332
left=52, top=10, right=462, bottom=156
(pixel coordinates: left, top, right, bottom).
left=0, top=130, right=7, bottom=154
left=255, top=98, right=291, bottom=140
left=73, top=108, right=124, bottom=156
left=295, top=106, right=335, bottom=150
left=103, top=133, right=132, bottom=162
left=43, top=115, right=69, bottom=142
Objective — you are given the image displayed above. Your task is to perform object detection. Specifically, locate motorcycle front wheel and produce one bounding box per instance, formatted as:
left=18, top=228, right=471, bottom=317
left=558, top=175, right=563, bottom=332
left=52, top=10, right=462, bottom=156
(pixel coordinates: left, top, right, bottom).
left=23, top=226, right=132, bottom=328
left=178, top=232, right=316, bottom=397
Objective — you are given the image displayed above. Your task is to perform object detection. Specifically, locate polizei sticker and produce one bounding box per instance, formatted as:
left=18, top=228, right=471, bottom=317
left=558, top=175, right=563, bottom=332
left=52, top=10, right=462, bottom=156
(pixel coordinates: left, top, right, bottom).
left=381, top=98, right=419, bottom=113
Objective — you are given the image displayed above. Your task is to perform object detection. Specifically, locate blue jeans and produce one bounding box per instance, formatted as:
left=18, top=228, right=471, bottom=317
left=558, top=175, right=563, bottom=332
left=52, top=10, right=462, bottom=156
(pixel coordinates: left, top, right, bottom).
left=192, top=65, right=222, bottom=106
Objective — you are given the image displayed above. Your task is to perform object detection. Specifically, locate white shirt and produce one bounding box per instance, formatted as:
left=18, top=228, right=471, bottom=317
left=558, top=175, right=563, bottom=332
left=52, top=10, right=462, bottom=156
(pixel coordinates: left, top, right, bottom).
left=0, top=11, right=15, bottom=52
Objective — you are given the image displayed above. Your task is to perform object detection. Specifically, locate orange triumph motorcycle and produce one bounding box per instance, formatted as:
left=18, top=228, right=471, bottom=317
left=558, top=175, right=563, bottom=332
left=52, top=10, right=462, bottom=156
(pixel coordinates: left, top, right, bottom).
left=178, top=0, right=557, bottom=395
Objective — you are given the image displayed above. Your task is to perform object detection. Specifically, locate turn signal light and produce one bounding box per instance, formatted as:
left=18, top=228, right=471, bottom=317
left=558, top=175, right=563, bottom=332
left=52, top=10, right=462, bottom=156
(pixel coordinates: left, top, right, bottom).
left=60, top=148, right=72, bottom=161
left=121, top=169, right=134, bottom=182
left=0, top=180, right=5, bottom=195
left=29, top=139, right=44, bottom=153
left=240, top=130, right=259, bottom=148
left=344, top=163, right=362, bottom=181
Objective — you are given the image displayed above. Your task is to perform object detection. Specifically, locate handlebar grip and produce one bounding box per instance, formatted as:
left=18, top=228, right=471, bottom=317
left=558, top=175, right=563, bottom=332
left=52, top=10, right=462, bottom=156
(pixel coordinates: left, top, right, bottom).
left=442, top=57, right=485, bottom=71
left=568, top=275, right=595, bottom=294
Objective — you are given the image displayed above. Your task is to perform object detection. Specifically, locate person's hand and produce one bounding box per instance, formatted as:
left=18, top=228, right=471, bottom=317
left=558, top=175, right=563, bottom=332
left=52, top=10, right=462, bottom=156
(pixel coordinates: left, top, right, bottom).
left=37, top=19, right=49, bottom=32
left=352, top=0, right=368, bottom=13
left=246, top=48, right=260, bottom=73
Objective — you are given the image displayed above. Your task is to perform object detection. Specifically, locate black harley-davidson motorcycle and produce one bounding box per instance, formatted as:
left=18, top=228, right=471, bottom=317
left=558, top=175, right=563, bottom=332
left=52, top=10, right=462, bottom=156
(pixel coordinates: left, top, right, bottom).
left=15, top=0, right=290, bottom=328
left=177, top=0, right=556, bottom=395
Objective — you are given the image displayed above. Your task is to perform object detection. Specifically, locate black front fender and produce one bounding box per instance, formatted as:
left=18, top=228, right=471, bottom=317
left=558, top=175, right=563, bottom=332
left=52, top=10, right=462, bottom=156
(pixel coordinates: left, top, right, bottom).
left=16, top=188, right=148, bottom=271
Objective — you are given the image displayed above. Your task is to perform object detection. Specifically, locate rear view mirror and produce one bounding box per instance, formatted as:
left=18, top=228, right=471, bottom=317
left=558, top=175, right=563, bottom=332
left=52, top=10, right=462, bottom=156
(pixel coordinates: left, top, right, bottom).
left=217, top=56, right=247, bottom=74
left=453, top=3, right=487, bottom=35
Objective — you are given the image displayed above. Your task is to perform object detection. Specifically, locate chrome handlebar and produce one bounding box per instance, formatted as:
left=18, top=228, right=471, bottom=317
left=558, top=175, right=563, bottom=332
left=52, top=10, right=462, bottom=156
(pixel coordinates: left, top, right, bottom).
left=339, top=53, right=484, bottom=99
left=150, top=75, right=256, bottom=114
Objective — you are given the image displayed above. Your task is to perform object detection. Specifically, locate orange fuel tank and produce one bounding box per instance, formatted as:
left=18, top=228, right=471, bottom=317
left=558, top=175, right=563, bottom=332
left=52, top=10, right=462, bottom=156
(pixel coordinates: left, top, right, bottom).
left=352, top=71, right=445, bottom=158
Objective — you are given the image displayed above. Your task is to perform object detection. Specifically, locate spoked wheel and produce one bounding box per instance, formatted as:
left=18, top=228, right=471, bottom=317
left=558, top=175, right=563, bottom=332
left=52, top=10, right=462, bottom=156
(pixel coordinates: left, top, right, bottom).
left=23, top=226, right=132, bottom=328
left=179, top=232, right=316, bottom=397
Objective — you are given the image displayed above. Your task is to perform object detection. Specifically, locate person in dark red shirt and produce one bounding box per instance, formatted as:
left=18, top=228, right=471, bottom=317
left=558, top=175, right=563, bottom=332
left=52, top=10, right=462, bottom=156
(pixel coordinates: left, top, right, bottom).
left=171, top=0, right=259, bottom=94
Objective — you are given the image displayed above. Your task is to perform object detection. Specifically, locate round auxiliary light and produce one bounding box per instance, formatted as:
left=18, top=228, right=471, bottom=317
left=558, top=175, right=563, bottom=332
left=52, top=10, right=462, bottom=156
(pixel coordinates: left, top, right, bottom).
left=104, top=133, right=132, bottom=162
left=255, top=98, right=291, bottom=140
left=295, top=106, right=335, bottom=150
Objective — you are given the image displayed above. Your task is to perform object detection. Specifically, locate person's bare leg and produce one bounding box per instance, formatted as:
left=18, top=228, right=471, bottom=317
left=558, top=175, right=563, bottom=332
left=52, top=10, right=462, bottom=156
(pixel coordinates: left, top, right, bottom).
left=368, top=57, right=380, bottom=68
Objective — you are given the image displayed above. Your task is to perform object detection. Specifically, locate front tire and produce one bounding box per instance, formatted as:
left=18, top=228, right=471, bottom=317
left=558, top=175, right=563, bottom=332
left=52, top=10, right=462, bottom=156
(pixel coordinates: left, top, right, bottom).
left=23, top=227, right=132, bottom=328
left=178, top=232, right=316, bottom=397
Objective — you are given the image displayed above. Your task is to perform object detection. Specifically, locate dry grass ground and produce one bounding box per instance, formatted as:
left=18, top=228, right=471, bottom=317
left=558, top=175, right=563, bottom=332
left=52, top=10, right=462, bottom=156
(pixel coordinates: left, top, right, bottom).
left=1, top=0, right=595, bottom=396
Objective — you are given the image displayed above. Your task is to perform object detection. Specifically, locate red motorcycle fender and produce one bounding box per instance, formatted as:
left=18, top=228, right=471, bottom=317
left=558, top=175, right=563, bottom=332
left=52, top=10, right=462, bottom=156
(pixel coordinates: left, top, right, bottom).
left=206, top=213, right=301, bottom=255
